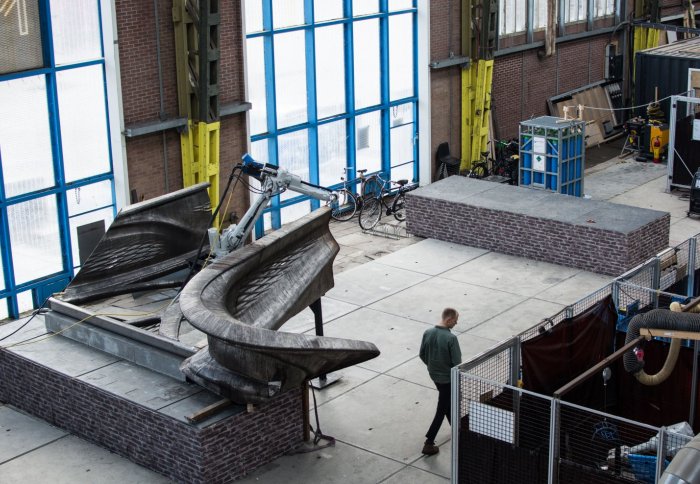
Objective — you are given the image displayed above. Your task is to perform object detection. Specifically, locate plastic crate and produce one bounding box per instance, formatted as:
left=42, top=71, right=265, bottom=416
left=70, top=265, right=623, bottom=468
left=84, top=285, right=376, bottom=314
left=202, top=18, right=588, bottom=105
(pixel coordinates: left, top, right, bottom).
left=628, top=454, right=668, bottom=484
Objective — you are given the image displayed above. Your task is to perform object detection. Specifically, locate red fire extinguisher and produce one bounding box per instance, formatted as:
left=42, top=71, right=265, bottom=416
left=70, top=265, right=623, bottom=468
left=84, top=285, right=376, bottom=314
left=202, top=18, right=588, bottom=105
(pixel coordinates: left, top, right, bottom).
left=652, top=136, right=662, bottom=164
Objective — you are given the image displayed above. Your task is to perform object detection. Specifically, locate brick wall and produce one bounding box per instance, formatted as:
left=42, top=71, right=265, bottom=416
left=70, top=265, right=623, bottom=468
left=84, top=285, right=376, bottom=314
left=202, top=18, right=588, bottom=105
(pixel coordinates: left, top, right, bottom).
left=0, top=351, right=303, bottom=483
left=429, top=0, right=464, bottom=172
left=115, top=1, right=249, bottom=223
left=490, top=35, right=611, bottom=142
left=405, top=189, right=670, bottom=276
left=428, top=0, right=623, bottom=173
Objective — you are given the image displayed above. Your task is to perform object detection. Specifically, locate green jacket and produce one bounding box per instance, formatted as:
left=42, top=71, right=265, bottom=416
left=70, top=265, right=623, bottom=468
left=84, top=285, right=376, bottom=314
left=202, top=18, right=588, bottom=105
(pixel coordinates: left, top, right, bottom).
left=419, top=326, right=461, bottom=384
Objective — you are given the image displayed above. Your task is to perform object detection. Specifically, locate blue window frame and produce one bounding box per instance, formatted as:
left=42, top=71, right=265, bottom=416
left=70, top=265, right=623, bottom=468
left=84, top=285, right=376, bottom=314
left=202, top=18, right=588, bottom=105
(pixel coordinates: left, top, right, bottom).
left=244, top=0, right=418, bottom=236
left=0, top=0, right=116, bottom=319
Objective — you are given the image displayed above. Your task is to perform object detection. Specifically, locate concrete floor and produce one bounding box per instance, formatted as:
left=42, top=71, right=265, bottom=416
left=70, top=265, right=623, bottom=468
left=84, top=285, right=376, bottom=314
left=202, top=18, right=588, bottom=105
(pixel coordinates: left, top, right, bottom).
left=1, top=158, right=698, bottom=484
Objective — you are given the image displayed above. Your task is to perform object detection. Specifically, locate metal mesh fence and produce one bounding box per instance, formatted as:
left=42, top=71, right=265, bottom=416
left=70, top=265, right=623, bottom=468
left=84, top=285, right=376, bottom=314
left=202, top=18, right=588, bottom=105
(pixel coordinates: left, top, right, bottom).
left=455, top=375, right=677, bottom=484
left=617, top=257, right=657, bottom=290
left=456, top=338, right=518, bottom=412
left=518, top=284, right=613, bottom=345
left=658, top=242, right=690, bottom=293
left=457, top=376, right=552, bottom=484
left=616, top=282, right=690, bottom=316
left=557, top=400, right=659, bottom=484
left=455, top=235, right=700, bottom=483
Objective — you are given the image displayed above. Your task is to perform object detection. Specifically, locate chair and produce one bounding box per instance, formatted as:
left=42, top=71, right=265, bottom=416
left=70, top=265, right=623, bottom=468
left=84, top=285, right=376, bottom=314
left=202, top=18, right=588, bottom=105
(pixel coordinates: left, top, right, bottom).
left=436, top=142, right=461, bottom=179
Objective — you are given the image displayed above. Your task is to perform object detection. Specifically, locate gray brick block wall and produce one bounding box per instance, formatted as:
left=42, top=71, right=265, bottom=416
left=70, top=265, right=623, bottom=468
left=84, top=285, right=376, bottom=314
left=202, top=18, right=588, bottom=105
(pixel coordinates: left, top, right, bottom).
left=405, top=192, right=670, bottom=276
left=0, top=351, right=302, bottom=483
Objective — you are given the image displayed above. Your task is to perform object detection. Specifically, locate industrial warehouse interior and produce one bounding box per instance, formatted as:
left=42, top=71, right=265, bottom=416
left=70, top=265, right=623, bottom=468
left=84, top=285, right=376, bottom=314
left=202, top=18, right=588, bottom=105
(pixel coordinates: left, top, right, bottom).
left=3, top=1, right=700, bottom=483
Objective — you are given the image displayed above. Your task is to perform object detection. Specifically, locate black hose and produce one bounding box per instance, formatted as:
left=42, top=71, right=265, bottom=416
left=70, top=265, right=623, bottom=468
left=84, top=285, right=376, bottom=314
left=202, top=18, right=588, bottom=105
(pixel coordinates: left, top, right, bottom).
left=623, top=309, right=700, bottom=373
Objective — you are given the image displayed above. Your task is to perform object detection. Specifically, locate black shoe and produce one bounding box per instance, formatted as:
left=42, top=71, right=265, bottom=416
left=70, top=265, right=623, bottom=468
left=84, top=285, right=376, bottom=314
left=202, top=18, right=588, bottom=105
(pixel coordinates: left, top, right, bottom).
left=422, top=441, right=439, bottom=455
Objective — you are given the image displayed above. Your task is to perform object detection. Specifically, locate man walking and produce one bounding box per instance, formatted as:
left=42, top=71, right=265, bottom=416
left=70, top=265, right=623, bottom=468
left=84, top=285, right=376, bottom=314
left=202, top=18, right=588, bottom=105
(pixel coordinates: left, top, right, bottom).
left=419, top=307, right=461, bottom=455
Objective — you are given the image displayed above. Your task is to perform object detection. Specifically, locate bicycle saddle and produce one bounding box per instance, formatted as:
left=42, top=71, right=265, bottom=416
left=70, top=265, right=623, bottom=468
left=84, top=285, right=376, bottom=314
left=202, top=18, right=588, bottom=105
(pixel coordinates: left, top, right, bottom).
left=357, top=169, right=368, bottom=175
left=396, top=179, right=408, bottom=186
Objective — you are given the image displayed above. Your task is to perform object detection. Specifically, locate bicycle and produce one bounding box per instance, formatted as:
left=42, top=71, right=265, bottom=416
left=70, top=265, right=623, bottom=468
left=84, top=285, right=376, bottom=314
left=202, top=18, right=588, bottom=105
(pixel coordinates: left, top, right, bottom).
left=466, top=153, right=490, bottom=179
left=491, top=139, right=519, bottom=184
left=359, top=174, right=417, bottom=230
left=329, top=168, right=382, bottom=221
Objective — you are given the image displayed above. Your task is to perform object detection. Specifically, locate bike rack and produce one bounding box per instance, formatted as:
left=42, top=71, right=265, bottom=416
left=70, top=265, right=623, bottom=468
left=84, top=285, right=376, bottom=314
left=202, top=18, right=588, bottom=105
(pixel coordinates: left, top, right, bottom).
left=361, top=222, right=413, bottom=240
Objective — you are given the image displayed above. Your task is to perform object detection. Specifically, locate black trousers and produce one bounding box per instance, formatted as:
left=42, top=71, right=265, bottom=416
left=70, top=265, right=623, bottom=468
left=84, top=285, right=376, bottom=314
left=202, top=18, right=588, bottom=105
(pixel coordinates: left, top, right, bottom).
left=426, top=381, right=451, bottom=443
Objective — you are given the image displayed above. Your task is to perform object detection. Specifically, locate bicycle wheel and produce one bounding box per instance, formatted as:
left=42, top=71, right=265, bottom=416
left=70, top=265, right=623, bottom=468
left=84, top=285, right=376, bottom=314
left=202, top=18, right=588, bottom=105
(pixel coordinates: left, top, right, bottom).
left=359, top=197, right=381, bottom=230
left=362, top=175, right=382, bottom=199
left=469, top=162, right=488, bottom=179
left=329, top=189, right=357, bottom=221
left=392, top=193, right=407, bottom=222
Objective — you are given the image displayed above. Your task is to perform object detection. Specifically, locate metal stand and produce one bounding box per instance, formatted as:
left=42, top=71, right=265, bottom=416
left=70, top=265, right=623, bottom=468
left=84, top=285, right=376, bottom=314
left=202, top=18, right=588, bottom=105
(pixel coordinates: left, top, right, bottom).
left=362, top=222, right=413, bottom=240
left=309, top=298, right=342, bottom=389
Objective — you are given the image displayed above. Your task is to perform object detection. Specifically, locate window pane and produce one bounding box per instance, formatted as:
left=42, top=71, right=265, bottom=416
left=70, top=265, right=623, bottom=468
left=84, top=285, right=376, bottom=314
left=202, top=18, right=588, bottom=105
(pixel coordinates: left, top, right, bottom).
left=272, top=0, right=305, bottom=28
left=247, top=37, right=268, bottom=135
left=354, top=0, right=379, bottom=16
left=355, top=110, right=381, bottom=174
left=389, top=14, right=413, bottom=101
left=51, top=0, right=102, bottom=65
left=391, top=162, right=414, bottom=182
left=354, top=19, right=380, bottom=109
left=69, top=207, right=113, bottom=269
left=251, top=139, right=270, bottom=164
left=567, top=0, right=586, bottom=21
left=17, top=290, right=33, bottom=314
left=8, top=196, right=63, bottom=285
left=594, top=0, right=614, bottom=16
left=278, top=129, right=309, bottom=201
left=389, top=0, right=414, bottom=10
left=500, top=0, right=526, bottom=34
left=534, top=0, right=547, bottom=29
left=318, top=121, right=347, bottom=187
left=315, top=0, right=343, bottom=21
left=316, top=25, right=346, bottom=118
left=0, top=298, right=7, bottom=320
left=281, top=201, right=311, bottom=225
left=275, top=31, right=308, bottom=128
left=0, top=76, right=55, bottom=197
left=0, top=0, right=42, bottom=75
left=58, top=65, right=110, bottom=182
left=245, top=0, right=264, bottom=33
left=0, top=237, right=4, bottom=292
left=391, top=124, right=414, bottom=167
left=66, top=180, right=114, bottom=216
left=390, top=102, right=413, bottom=125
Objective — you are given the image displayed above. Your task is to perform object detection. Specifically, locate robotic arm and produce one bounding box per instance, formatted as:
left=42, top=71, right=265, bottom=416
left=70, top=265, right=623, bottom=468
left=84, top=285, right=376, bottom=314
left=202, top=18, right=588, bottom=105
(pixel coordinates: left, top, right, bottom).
left=212, top=154, right=336, bottom=255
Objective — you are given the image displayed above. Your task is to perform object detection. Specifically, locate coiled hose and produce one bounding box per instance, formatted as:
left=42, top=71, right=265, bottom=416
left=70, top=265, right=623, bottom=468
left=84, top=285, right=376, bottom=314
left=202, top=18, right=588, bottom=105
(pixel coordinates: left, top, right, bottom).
left=623, top=303, right=700, bottom=385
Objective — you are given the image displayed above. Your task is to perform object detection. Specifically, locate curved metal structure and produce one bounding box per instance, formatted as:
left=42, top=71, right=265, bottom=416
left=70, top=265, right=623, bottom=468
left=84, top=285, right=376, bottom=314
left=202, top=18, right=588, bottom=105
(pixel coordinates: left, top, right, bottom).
left=660, top=433, right=700, bottom=483
left=178, top=207, right=380, bottom=403
left=62, top=183, right=212, bottom=305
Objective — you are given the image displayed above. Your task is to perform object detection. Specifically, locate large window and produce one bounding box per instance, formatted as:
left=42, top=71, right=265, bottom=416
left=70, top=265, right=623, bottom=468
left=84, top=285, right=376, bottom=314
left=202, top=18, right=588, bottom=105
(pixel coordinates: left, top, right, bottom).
left=0, top=0, right=116, bottom=319
left=245, top=0, right=418, bottom=233
left=499, top=0, right=614, bottom=37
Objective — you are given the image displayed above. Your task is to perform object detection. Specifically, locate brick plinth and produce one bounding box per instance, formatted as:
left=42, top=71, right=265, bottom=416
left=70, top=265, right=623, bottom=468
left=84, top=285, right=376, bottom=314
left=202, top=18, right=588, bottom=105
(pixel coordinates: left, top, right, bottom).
left=406, top=177, right=670, bottom=276
left=0, top=350, right=303, bottom=483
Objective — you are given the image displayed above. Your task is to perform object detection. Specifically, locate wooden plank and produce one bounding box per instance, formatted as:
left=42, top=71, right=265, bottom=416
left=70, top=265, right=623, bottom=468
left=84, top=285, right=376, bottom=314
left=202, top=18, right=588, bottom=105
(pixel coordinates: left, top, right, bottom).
left=186, top=398, right=232, bottom=423
left=554, top=336, right=645, bottom=398
left=644, top=328, right=700, bottom=341
left=585, top=121, right=604, bottom=148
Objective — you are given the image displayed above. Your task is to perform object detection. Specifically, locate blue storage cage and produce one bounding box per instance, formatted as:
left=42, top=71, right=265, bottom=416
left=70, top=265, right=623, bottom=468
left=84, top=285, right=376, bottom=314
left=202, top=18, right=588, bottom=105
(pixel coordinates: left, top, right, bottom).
left=519, top=116, right=585, bottom=196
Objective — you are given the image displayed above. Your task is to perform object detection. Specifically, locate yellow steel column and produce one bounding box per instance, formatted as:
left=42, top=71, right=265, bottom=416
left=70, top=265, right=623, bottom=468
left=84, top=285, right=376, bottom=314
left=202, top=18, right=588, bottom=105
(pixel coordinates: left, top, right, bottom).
left=461, top=60, right=494, bottom=172
left=470, top=59, right=494, bottom=165
left=461, top=65, right=474, bottom=172
left=173, top=0, right=221, bottom=225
